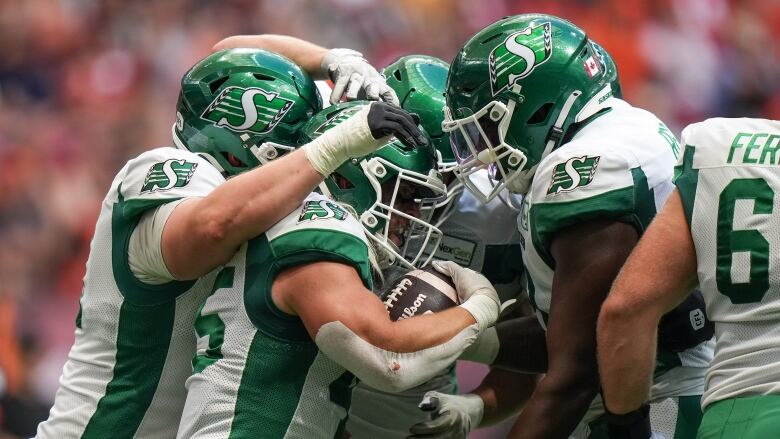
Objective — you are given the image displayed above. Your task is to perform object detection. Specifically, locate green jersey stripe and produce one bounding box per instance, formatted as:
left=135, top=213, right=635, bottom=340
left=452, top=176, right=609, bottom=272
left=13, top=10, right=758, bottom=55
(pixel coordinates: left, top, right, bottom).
left=674, top=144, right=699, bottom=227
left=81, top=299, right=176, bottom=438
left=228, top=332, right=319, bottom=438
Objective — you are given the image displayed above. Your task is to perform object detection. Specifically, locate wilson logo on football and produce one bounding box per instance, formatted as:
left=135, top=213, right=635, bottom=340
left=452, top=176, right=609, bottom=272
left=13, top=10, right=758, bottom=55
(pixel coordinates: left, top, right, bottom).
left=489, top=21, right=552, bottom=96
left=201, top=86, right=293, bottom=134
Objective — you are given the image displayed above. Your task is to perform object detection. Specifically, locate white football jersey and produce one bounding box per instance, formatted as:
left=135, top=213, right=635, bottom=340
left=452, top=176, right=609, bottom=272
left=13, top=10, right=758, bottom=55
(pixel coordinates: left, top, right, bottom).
left=37, top=147, right=224, bottom=439
left=517, top=99, right=713, bottom=435
left=676, top=117, right=780, bottom=408
left=177, top=192, right=373, bottom=439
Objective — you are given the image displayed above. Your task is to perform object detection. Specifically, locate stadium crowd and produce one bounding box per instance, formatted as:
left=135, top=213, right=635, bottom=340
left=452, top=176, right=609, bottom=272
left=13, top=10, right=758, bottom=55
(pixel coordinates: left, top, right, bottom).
left=0, top=0, right=778, bottom=437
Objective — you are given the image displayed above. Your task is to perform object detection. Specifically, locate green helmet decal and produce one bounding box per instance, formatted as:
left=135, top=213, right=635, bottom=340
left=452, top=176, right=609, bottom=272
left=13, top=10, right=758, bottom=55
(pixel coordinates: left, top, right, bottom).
left=444, top=14, right=616, bottom=201
left=313, top=105, right=362, bottom=135
left=489, top=21, right=552, bottom=95
left=300, top=101, right=446, bottom=268
left=174, top=48, right=321, bottom=177
left=200, top=86, right=294, bottom=134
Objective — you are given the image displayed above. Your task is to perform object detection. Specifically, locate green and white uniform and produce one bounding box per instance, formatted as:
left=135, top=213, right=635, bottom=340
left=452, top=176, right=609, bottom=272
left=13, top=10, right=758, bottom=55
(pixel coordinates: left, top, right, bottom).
left=675, top=118, right=780, bottom=438
left=347, top=170, right=524, bottom=438
left=518, top=99, right=713, bottom=439
left=176, top=192, right=373, bottom=439
left=37, top=147, right=225, bottom=439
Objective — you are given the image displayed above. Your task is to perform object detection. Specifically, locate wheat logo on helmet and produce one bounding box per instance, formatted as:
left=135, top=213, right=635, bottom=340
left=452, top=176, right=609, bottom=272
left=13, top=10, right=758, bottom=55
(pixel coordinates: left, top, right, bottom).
left=314, top=106, right=362, bottom=135
left=489, top=21, right=552, bottom=95
left=201, top=86, right=294, bottom=134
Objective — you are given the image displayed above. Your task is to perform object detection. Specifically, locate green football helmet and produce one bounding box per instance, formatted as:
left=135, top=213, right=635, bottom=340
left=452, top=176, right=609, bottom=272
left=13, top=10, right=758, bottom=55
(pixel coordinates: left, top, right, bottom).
left=300, top=101, right=447, bottom=269
left=592, top=41, right=622, bottom=98
left=383, top=54, right=463, bottom=231
left=444, top=14, right=617, bottom=200
left=173, top=48, right=321, bottom=177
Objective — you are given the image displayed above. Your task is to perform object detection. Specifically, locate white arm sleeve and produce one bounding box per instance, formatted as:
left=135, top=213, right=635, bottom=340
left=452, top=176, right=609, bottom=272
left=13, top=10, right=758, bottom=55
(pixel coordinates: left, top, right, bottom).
left=128, top=199, right=186, bottom=285
left=314, top=321, right=479, bottom=393
left=459, top=326, right=500, bottom=364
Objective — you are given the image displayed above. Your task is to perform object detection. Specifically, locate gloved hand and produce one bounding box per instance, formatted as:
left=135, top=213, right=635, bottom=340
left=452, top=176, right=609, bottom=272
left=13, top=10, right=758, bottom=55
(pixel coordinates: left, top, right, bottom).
left=432, top=260, right=500, bottom=331
left=302, top=102, right=427, bottom=176
left=408, top=392, right=485, bottom=439
left=321, top=48, right=400, bottom=105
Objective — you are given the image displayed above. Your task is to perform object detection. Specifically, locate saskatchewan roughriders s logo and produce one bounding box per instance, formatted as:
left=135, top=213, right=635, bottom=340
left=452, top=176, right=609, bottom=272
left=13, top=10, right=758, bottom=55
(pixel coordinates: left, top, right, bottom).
left=314, top=106, right=363, bottom=135
left=141, top=159, right=198, bottom=193
left=201, top=86, right=293, bottom=134
left=489, top=22, right=553, bottom=95
left=546, top=155, right=600, bottom=196
left=298, top=200, right=349, bottom=223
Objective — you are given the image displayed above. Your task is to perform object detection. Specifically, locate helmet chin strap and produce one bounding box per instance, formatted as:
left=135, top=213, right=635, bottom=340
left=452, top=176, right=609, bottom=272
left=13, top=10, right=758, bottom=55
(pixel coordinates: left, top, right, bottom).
left=506, top=90, right=582, bottom=194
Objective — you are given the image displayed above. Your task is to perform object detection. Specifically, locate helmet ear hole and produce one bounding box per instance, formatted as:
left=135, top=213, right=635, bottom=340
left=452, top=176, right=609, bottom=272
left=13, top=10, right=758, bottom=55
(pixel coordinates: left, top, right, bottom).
left=527, top=102, right=554, bottom=125
left=222, top=152, right=247, bottom=168
left=333, top=173, right=354, bottom=189
left=393, top=69, right=402, bottom=81
left=209, top=76, right=230, bottom=93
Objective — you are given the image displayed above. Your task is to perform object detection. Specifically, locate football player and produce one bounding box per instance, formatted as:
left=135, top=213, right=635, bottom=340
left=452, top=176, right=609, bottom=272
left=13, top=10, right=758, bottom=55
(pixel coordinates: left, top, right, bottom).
left=411, top=14, right=714, bottom=439
left=598, top=118, right=780, bottom=439
left=345, top=54, right=535, bottom=439
left=175, top=101, right=501, bottom=439
left=36, top=49, right=426, bottom=439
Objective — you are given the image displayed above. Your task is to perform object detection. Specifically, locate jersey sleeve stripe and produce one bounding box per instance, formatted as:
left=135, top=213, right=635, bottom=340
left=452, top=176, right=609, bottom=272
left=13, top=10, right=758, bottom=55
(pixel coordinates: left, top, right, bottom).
left=674, top=144, right=699, bottom=227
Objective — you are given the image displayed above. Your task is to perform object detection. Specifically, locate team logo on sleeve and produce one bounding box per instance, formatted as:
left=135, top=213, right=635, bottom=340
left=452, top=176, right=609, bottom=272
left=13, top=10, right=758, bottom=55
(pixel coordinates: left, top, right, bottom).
left=201, top=86, right=293, bottom=134
left=489, top=22, right=552, bottom=95
left=314, top=106, right=363, bottom=135
left=141, top=159, right=198, bottom=193
left=546, top=155, right=600, bottom=196
left=298, top=200, right=349, bottom=223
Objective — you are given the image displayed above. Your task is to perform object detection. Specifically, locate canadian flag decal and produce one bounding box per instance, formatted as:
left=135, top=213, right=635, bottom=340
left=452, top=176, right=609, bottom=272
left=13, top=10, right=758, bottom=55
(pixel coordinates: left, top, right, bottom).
left=583, top=56, right=600, bottom=78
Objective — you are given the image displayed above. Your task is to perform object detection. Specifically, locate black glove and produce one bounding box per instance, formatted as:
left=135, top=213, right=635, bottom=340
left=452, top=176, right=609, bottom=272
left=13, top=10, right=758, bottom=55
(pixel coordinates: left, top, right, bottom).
left=367, top=102, right=427, bottom=148
left=605, top=403, right=652, bottom=439
left=658, top=289, right=714, bottom=353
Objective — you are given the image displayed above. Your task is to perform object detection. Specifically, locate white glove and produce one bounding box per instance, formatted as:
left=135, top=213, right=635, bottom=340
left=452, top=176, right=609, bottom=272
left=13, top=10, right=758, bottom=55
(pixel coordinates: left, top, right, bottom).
left=432, top=260, right=500, bottom=331
left=321, top=48, right=400, bottom=105
left=409, top=392, right=485, bottom=439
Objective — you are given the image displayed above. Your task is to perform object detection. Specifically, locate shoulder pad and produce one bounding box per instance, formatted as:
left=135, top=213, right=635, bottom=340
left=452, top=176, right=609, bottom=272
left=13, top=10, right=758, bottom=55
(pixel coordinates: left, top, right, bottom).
left=118, top=147, right=224, bottom=219
left=266, top=193, right=373, bottom=289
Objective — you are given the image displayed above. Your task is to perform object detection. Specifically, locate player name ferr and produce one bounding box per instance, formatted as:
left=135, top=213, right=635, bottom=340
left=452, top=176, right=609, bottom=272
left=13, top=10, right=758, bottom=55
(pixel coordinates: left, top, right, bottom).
left=726, top=131, right=780, bottom=165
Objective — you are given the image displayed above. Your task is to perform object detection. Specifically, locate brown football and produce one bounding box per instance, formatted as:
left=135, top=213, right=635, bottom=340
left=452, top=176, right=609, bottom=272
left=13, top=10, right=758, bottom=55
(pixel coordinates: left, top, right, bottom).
left=380, top=265, right=459, bottom=321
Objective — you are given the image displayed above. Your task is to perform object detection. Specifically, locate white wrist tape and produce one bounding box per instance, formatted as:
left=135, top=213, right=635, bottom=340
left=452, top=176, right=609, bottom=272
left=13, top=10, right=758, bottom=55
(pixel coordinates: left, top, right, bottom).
left=459, top=326, right=499, bottom=364
left=460, top=294, right=500, bottom=332
left=302, top=105, right=385, bottom=176
left=314, top=321, right=479, bottom=393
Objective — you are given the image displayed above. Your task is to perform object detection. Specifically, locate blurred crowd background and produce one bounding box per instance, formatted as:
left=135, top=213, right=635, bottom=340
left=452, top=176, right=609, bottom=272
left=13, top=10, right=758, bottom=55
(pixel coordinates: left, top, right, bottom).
left=0, top=0, right=778, bottom=437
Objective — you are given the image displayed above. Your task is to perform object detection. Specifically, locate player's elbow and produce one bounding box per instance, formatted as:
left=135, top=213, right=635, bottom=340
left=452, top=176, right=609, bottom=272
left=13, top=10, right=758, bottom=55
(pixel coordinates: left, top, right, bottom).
left=544, top=366, right=600, bottom=404
left=599, top=290, right=642, bottom=331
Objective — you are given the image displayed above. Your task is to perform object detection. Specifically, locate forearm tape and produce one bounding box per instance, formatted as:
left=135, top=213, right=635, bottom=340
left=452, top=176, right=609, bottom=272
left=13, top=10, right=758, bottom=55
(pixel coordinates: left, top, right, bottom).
left=315, top=321, right=479, bottom=393
left=301, top=105, right=385, bottom=176
left=459, top=327, right=499, bottom=364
